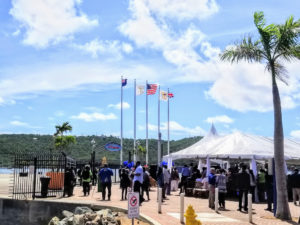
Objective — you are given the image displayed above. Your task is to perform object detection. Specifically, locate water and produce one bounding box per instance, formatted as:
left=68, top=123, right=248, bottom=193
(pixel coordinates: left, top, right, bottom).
left=0, top=168, right=13, bottom=174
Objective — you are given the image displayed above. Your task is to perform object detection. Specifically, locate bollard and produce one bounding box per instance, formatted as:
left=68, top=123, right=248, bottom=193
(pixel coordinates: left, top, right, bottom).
left=158, top=188, right=162, bottom=214
left=215, top=187, right=219, bottom=213
left=180, top=193, right=185, bottom=224
left=248, top=193, right=252, bottom=223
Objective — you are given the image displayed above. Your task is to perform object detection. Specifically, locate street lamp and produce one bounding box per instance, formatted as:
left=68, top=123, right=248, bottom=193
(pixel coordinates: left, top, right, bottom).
left=90, top=138, right=96, bottom=185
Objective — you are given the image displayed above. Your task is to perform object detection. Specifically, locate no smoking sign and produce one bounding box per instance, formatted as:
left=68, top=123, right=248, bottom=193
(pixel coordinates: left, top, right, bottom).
left=128, top=192, right=140, bottom=219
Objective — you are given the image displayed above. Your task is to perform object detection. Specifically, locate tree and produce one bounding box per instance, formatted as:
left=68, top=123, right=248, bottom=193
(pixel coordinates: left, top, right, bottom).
left=220, top=11, right=300, bottom=220
left=53, top=122, right=76, bottom=152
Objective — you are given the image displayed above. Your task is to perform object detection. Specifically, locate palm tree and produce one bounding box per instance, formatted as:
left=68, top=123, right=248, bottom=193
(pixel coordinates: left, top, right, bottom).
left=220, top=11, right=300, bottom=220
left=53, top=122, right=76, bottom=152
left=54, top=122, right=73, bottom=136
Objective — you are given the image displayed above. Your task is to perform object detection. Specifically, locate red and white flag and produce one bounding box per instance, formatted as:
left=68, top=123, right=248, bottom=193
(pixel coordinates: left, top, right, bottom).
left=147, top=84, right=158, bottom=95
left=168, top=93, right=174, bottom=98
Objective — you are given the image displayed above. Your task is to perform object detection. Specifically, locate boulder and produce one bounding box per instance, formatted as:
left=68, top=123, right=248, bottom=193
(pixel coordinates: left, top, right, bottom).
left=48, top=217, right=60, bottom=225
left=84, top=212, right=97, bottom=221
left=73, top=214, right=85, bottom=225
left=96, top=209, right=112, bottom=218
left=74, top=207, right=93, bottom=215
left=62, top=210, right=74, bottom=218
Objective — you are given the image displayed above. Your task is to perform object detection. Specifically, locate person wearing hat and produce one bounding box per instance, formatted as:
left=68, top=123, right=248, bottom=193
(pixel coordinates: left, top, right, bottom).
left=82, top=165, right=92, bottom=196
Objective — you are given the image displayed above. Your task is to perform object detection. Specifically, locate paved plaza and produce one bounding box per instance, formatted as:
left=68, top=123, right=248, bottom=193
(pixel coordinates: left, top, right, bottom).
left=53, top=184, right=300, bottom=225
left=1, top=175, right=300, bottom=225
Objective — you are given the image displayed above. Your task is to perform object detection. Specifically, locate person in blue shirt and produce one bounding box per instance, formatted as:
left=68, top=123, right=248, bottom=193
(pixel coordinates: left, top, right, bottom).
left=99, top=164, right=113, bottom=201
left=179, top=165, right=191, bottom=194
left=208, top=168, right=216, bottom=209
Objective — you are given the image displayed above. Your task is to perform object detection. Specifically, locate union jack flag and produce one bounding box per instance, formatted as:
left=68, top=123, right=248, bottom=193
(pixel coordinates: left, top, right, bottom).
left=147, top=84, right=158, bottom=95
left=168, top=93, right=174, bottom=98
left=122, top=78, right=127, bottom=87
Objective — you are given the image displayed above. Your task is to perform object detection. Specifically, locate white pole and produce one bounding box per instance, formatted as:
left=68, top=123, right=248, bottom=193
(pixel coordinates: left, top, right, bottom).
left=167, top=88, right=170, bottom=156
left=133, top=79, right=136, bottom=163
left=215, top=187, right=219, bottom=212
left=248, top=193, right=252, bottom=223
left=120, top=76, right=123, bottom=166
left=146, top=81, right=149, bottom=165
left=158, top=187, right=162, bottom=214
left=157, top=85, right=161, bottom=166
left=180, top=193, right=184, bottom=223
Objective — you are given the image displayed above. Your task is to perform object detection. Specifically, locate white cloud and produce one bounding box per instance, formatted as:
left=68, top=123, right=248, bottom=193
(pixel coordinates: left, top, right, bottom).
left=141, top=0, right=219, bottom=21
left=119, top=0, right=300, bottom=113
left=10, top=120, right=28, bottom=126
left=0, top=62, right=164, bottom=100
left=12, top=29, right=20, bottom=36
left=119, top=0, right=220, bottom=82
left=10, top=120, right=41, bottom=129
left=205, top=61, right=300, bottom=112
left=290, top=130, right=300, bottom=139
left=74, top=39, right=133, bottom=58
left=10, top=0, right=98, bottom=48
left=140, top=121, right=206, bottom=136
left=205, top=115, right=234, bottom=124
left=54, top=111, right=65, bottom=117
left=71, top=112, right=117, bottom=122
left=108, top=102, right=130, bottom=110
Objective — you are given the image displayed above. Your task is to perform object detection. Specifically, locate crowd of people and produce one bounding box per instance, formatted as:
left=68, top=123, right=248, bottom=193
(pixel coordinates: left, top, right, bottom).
left=65, top=161, right=300, bottom=213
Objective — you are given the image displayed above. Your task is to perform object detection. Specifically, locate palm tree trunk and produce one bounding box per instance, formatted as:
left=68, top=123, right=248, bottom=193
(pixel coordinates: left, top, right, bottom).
left=271, top=71, right=291, bottom=220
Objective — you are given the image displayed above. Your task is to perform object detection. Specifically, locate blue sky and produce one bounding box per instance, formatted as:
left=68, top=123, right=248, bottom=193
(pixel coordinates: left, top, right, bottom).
left=0, top=0, right=300, bottom=140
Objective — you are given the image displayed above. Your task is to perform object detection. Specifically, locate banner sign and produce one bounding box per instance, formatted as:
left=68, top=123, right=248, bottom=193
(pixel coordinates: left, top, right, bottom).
left=105, top=143, right=122, bottom=152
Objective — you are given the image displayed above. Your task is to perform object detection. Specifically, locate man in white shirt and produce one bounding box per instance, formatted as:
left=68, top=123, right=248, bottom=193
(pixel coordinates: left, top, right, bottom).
left=133, top=161, right=144, bottom=205
left=163, top=165, right=170, bottom=199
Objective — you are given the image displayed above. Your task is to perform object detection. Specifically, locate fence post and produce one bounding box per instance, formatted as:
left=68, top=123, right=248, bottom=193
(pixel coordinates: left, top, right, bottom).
left=158, top=188, right=162, bottom=214
left=248, top=193, right=252, bottom=223
left=180, top=193, right=184, bottom=223
left=32, top=157, right=37, bottom=200
left=215, top=187, right=219, bottom=212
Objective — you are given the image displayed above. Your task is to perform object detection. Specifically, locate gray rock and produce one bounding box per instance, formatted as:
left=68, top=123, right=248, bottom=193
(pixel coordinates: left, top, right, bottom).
left=74, top=206, right=93, bottom=215
left=62, top=210, right=74, bottom=218
left=84, top=212, right=97, bottom=221
left=73, top=214, right=85, bottom=225
left=96, top=209, right=112, bottom=218
left=67, top=217, right=73, bottom=225
left=48, top=216, right=60, bottom=225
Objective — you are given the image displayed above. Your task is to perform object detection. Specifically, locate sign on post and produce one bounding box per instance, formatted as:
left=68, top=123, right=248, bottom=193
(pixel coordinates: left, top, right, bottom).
left=128, top=192, right=140, bottom=219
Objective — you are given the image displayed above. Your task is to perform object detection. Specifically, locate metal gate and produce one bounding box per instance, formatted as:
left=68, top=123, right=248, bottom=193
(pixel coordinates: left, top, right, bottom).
left=12, top=152, right=76, bottom=200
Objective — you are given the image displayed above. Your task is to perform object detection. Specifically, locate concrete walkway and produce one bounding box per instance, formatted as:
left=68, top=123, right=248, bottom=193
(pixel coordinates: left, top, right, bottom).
left=54, top=184, right=300, bottom=225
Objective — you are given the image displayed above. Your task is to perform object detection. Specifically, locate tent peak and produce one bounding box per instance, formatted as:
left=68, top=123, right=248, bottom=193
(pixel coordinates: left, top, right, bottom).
left=207, top=123, right=218, bottom=137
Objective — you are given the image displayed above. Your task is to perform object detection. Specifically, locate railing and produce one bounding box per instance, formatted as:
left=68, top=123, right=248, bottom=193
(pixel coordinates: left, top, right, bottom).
left=12, top=152, right=76, bottom=200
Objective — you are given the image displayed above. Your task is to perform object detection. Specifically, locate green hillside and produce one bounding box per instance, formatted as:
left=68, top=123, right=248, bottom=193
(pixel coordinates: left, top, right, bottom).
left=0, top=134, right=202, bottom=165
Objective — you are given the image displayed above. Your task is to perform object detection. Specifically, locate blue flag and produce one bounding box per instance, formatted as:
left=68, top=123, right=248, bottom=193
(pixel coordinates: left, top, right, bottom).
left=122, top=79, right=127, bottom=87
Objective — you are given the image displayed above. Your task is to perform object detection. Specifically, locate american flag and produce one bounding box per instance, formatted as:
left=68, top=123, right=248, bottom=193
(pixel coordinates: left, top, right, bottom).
left=147, top=84, right=158, bottom=95
left=168, top=93, right=174, bottom=98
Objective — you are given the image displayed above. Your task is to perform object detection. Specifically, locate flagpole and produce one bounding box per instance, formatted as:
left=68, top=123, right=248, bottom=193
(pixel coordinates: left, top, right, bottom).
left=120, top=76, right=123, bottom=166
left=167, top=88, right=170, bottom=156
left=157, top=85, right=161, bottom=166
left=133, top=79, right=136, bottom=163
left=146, top=80, right=149, bottom=165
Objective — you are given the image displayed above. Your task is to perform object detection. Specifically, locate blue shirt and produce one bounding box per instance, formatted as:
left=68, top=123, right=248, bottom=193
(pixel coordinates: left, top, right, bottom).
left=181, top=167, right=190, bottom=177
left=99, top=168, right=113, bottom=183
left=208, top=173, right=216, bottom=185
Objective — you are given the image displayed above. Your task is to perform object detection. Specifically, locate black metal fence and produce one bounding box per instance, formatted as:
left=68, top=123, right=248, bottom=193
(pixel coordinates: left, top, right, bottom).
left=12, top=152, right=76, bottom=200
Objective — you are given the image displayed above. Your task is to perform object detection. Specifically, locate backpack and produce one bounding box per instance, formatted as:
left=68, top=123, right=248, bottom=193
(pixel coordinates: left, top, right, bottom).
left=82, top=170, right=90, bottom=180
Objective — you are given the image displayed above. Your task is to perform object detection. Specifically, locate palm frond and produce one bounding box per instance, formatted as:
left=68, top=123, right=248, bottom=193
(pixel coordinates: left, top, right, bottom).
left=274, top=16, right=300, bottom=59
left=220, top=36, right=264, bottom=63
left=266, top=62, right=289, bottom=85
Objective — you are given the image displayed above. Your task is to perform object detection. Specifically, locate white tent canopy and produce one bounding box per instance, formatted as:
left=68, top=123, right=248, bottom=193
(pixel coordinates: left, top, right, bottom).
left=164, top=125, right=300, bottom=161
